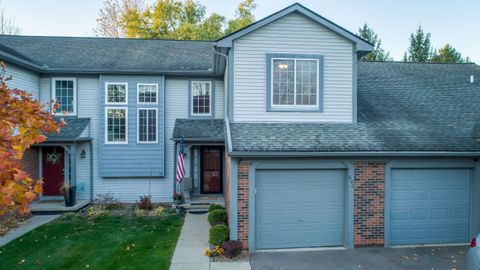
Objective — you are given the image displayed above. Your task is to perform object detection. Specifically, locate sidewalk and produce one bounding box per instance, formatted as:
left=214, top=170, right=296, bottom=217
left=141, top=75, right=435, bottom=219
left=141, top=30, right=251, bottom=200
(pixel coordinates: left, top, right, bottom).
left=170, top=213, right=211, bottom=270
left=170, top=212, right=251, bottom=270
left=0, top=215, right=59, bottom=247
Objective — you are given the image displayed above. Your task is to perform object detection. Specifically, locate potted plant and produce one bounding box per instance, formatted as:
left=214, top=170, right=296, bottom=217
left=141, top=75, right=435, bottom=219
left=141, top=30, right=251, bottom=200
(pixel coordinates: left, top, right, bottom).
left=172, top=192, right=183, bottom=205
left=60, top=182, right=76, bottom=207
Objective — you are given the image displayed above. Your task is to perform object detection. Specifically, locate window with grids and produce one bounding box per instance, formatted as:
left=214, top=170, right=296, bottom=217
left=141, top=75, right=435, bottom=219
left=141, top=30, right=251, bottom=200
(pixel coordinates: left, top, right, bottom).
left=138, top=84, right=158, bottom=104
left=138, top=109, right=157, bottom=143
left=106, top=83, right=127, bottom=104
left=106, top=108, right=127, bottom=143
left=53, top=79, right=75, bottom=114
left=191, top=81, right=211, bottom=115
left=272, top=58, right=318, bottom=106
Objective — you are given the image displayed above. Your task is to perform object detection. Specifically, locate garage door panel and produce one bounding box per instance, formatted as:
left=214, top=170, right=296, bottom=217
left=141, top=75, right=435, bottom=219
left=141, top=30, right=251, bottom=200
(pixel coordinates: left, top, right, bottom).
left=390, top=168, right=470, bottom=245
left=256, top=169, right=345, bottom=249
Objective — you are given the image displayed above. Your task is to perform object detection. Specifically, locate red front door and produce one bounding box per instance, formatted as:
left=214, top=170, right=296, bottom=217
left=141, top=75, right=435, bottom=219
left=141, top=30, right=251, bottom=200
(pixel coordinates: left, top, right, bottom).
left=42, top=147, right=65, bottom=196
left=201, top=147, right=222, bottom=193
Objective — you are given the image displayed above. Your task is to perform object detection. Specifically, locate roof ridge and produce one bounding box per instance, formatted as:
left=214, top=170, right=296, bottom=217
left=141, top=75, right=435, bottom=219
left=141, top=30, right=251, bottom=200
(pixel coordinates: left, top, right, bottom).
left=0, top=34, right=216, bottom=42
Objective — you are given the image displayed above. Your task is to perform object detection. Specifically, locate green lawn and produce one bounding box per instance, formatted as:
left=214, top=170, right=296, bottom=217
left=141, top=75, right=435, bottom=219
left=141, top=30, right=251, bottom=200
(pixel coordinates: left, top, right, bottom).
left=0, top=214, right=184, bottom=270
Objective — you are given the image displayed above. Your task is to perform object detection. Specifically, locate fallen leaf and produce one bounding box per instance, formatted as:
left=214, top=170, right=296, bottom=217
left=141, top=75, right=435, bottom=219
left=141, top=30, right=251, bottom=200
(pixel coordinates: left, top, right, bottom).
left=19, top=259, right=25, bottom=264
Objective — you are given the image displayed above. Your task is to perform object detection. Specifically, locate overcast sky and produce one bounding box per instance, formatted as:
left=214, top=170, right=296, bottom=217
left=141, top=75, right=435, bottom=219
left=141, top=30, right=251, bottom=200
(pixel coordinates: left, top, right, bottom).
left=3, top=0, right=479, bottom=63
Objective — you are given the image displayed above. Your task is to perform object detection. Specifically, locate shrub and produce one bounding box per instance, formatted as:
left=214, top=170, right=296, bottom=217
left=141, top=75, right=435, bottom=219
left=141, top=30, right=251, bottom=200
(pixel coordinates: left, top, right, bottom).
left=208, top=204, right=225, bottom=212
left=209, top=224, right=229, bottom=246
left=221, top=240, right=243, bottom=259
left=208, top=209, right=227, bottom=226
left=94, top=192, right=121, bottom=210
left=204, top=246, right=223, bottom=257
left=137, top=195, right=153, bottom=210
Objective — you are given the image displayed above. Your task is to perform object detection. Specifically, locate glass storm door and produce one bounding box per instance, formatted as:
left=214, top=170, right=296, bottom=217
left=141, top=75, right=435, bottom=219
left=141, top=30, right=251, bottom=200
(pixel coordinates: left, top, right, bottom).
left=201, top=147, right=222, bottom=193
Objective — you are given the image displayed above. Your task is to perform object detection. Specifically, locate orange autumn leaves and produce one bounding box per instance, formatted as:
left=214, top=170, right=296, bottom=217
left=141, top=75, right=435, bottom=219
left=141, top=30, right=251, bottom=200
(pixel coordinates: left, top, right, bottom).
left=0, top=62, right=63, bottom=216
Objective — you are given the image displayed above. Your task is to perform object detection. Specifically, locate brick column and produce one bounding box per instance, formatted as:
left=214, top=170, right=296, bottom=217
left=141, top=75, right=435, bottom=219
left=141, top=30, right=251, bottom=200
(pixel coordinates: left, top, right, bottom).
left=353, top=161, right=385, bottom=247
left=237, top=161, right=249, bottom=248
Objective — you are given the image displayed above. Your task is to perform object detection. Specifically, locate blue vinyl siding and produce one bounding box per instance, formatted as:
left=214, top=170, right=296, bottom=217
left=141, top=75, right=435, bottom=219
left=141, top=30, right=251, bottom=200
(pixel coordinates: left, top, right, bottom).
left=100, top=75, right=165, bottom=177
left=5, top=63, right=40, bottom=99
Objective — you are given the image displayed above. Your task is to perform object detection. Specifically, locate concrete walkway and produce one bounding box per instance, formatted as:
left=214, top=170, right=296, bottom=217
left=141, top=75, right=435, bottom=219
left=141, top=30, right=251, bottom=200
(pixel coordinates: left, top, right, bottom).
left=0, top=215, right=59, bottom=247
left=170, top=212, right=250, bottom=270
left=170, top=213, right=211, bottom=270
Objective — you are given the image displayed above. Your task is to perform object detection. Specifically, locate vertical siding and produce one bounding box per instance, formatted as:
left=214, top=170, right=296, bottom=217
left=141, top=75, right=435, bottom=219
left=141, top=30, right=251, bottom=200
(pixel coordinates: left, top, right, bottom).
left=5, top=64, right=40, bottom=99
left=233, top=12, right=353, bottom=122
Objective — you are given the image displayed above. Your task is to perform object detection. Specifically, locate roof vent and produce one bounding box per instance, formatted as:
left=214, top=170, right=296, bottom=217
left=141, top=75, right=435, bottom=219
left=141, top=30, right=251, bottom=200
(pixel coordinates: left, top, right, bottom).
left=471, top=75, right=475, bottom=84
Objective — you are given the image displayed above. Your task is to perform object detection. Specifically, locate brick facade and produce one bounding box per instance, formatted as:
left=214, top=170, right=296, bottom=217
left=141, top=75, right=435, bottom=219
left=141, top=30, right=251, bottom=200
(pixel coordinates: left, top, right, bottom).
left=353, top=161, right=386, bottom=247
left=22, top=147, right=39, bottom=181
left=237, top=161, right=249, bottom=248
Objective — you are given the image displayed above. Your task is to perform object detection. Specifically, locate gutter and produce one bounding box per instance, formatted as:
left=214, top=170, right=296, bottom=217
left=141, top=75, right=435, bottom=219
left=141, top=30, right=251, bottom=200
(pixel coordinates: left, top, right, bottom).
left=225, top=118, right=233, bottom=153
left=228, top=151, right=480, bottom=158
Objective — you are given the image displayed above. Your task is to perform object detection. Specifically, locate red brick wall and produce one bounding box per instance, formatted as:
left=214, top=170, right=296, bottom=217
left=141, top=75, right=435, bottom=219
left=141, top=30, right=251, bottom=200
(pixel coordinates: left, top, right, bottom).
left=223, top=152, right=231, bottom=224
left=353, top=161, right=385, bottom=247
left=22, top=147, right=39, bottom=180
left=237, top=161, right=249, bottom=248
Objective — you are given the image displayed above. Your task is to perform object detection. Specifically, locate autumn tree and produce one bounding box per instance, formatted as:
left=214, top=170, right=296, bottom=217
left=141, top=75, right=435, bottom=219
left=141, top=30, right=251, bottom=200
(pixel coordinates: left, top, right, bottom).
left=404, top=26, right=433, bottom=62
left=357, top=23, right=392, bottom=62
left=431, top=44, right=470, bottom=63
left=0, top=62, right=62, bottom=228
left=95, top=0, right=256, bottom=40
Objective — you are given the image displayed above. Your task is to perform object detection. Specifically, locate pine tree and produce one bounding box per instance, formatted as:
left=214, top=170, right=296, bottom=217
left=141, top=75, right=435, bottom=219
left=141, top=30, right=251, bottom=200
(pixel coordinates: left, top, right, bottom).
left=357, top=23, right=392, bottom=61
left=404, top=26, right=433, bottom=62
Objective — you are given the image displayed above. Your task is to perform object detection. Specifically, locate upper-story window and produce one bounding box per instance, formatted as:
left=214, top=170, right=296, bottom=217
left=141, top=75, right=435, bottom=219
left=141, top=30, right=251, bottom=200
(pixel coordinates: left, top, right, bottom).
left=105, top=107, right=128, bottom=144
left=190, top=81, right=212, bottom=116
left=52, top=78, right=76, bottom=115
left=105, top=82, right=128, bottom=104
left=267, top=54, right=323, bottom=112
left=137, top=108, right=157, bottom=143
left=137, top=83, right=158, bottom=104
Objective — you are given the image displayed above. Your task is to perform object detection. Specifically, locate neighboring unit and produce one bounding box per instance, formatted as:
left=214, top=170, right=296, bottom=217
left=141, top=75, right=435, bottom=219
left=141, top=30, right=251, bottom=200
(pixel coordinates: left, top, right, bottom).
left=2, top=3, right=480, bottom=252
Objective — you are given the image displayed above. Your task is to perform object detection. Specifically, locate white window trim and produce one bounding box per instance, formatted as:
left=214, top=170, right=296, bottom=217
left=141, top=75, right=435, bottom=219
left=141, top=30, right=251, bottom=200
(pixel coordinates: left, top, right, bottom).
left=137, top=83, right=159, bottom=105
left=51, top=77, right=77, bottom=116
left=137, top=108, right=158, bottom=144
left=270, top=58, right=320, bottom=109
left=105, top=82, right=128, bottom=105
left=191, top=80, right=212, bottom=116
left=105, top=106, right=128, bottom=145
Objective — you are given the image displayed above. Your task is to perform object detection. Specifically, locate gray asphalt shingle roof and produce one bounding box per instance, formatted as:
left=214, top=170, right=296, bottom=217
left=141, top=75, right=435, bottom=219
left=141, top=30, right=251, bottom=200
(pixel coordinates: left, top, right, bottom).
left=231, top=62, right=480, bottom=153
left=46, top=117, right=90, bottom=142
left=0, top=35, right=214, bottom=73
left=173, top=119, right=224, bottom=142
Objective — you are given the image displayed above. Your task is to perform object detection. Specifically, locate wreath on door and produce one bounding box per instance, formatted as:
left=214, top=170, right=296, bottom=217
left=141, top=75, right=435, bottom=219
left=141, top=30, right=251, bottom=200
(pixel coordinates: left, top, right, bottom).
left=45, top=148, right=63, bottom=165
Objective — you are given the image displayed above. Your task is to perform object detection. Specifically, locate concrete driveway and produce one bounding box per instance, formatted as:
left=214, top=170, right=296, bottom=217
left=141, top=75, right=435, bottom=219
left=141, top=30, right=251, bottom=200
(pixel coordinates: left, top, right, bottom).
left=250, top=246, right=468, bottom=270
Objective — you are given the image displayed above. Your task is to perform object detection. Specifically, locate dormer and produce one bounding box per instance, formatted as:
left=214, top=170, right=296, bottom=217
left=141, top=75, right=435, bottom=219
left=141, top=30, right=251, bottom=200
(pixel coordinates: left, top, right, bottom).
left=216, top=3, right=373, bottom=123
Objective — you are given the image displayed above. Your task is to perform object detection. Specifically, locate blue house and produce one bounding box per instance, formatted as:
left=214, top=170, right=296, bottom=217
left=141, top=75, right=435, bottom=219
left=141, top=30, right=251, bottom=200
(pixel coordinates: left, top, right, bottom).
left=3, top=3, right=480, bottom=252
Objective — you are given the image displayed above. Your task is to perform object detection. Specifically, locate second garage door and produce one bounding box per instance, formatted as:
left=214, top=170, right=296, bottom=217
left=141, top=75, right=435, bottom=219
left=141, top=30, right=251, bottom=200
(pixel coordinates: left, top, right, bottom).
left=255, top=169, right=345, bottom=249
left=390, top=168, right=471, bottom=245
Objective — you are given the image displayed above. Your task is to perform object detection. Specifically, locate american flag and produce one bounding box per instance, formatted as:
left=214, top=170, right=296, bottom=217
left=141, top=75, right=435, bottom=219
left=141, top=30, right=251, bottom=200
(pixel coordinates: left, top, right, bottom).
left=176, top=135, right=186, bottom=182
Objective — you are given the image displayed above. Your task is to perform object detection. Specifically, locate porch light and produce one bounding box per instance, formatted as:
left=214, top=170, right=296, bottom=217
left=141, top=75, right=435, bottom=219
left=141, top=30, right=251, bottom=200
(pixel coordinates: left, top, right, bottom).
left=80, top=150, right=86, bottom=159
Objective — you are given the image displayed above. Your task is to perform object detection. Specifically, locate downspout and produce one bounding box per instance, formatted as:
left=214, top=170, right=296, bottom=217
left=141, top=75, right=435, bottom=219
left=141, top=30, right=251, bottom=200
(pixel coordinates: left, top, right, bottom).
left=89, top=141, right=94, bottom=202
left=213, top=48, right=229, bottom=118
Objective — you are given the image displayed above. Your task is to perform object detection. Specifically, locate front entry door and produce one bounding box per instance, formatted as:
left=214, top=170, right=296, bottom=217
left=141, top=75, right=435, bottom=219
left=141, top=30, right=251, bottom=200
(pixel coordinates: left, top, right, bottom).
left=42, top=146, right=65, bottom=196
left=201, top=147, right=222, bottom=193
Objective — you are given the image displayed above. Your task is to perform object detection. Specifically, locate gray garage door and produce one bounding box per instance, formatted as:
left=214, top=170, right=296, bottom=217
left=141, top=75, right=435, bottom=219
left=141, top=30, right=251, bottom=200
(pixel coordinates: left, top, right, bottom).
left=390, top=168, right=470, bottom=245
left=255, top=169, right=345, bottom=249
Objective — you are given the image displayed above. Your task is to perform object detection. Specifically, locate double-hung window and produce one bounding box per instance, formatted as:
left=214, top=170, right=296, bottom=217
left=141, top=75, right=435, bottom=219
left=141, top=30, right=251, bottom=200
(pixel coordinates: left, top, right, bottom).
left=105, top=82, right=128, bottom=144
left=190, top=81, right=212, bottom=116
left=52, top=78, right=76, bottom=115
left=267, top=54, right=323, bottom=111
left=137, top=108, right=157, bottom=143
left=105, top=107, right=128, bottom=144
